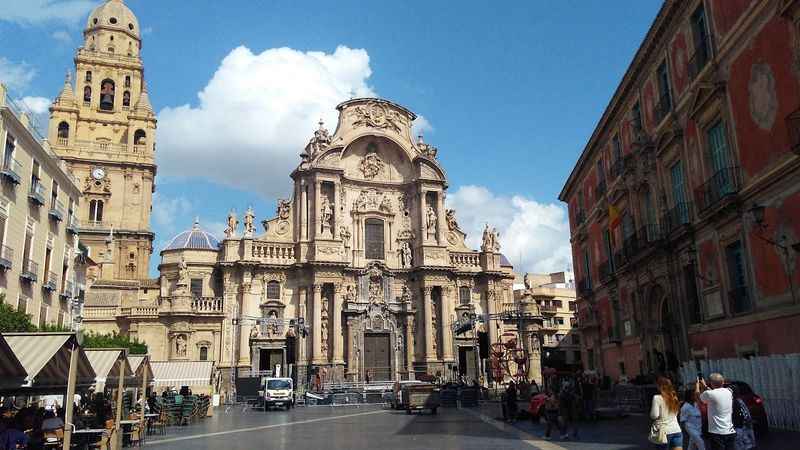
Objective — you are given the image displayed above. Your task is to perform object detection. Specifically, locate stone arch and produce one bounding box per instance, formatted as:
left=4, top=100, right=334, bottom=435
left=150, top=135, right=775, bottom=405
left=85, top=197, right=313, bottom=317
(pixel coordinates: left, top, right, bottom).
left=340, top=135, right=415, bottom=183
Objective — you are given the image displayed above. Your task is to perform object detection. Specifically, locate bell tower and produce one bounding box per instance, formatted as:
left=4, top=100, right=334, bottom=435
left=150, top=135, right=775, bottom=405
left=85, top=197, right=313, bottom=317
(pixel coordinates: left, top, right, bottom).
left=49, top=0, right=156, bottom=280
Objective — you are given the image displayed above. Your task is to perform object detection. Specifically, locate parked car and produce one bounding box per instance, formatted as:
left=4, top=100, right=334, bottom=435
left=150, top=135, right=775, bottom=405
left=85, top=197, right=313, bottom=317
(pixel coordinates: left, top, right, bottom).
left=388, top=380, right=425, bottom=409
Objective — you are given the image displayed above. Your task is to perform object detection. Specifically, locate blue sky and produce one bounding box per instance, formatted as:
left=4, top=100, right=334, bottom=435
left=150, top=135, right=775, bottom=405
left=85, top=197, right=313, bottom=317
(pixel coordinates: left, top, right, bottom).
left=0, top=0, right=662, bottom=277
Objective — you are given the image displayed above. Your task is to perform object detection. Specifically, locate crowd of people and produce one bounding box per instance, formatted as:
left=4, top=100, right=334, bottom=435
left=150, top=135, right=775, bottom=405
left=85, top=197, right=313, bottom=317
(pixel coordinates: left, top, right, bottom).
left=649, top=372, right=756, bottom=450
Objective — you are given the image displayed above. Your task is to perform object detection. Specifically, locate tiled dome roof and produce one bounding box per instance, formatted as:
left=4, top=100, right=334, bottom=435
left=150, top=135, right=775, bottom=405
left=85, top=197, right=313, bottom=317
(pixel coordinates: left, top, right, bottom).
left=164, top=220, right=219, bottom=251
left=86, top=0, right=140, bottom=39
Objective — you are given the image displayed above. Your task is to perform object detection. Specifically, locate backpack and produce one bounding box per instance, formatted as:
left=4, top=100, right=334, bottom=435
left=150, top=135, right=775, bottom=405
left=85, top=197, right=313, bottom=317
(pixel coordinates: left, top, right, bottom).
left=732, top=398, right=752, bottom=428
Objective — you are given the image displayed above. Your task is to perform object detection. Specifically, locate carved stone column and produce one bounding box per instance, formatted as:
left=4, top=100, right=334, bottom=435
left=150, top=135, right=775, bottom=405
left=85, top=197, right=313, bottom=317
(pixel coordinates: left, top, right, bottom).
left=485, top=282, right=499, bottom=351
left=312, top=284, right=323, bottom=364
left=423, top=287, right=436, bottom=362
left=297, top=286, right=308, bottom=365
left=441, top=286, right=455, bottom=362
left=405, top=313, right=414, bottom=376
left=346, top=316, right=359, bottom=380
left=333, top=284, right=344, bottom=364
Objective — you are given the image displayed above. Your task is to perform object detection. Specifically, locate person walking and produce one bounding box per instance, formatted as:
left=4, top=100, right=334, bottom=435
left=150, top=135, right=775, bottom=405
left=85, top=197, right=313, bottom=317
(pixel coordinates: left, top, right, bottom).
left=731, top=386, right=755, bottom=450
left=697, top=373, right=736, bottom=450
left=650, top=377, right=683, bottom=450
left=505, top=381, right=518, bottom=423
left=558, top=382, right=579, bottom=440
left=680, top=389, right=705, bottom=450
left=542, top=389, right=563, bottom=440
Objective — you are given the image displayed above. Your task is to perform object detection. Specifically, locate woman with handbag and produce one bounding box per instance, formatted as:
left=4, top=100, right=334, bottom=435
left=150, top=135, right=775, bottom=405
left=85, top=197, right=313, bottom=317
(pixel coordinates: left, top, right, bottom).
left=650, top=377, right=683, bottom=449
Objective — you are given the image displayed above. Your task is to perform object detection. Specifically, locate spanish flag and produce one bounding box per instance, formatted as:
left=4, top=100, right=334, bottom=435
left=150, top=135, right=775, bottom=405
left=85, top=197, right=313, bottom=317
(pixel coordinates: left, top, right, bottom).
left=609, top=204, right=621, bottom=228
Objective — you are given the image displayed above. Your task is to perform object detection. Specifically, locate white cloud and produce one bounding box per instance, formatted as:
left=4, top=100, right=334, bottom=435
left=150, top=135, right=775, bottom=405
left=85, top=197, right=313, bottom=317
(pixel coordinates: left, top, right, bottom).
left=0, top=57, right=37, bottom=90
left=157, top=45, right=376, bottom=199
left=19, top=96, right=50, bottom=114
left=446, top=185, right=573, bottom=275
left=0, top=0, right=99, bottom=25
left=151, top=193, right=193, bottom=229
left=51, top=30, right=72, bottom=43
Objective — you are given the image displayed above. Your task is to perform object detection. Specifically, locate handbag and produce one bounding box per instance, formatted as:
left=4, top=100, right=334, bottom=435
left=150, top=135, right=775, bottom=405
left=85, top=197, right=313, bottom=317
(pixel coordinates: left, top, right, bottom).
left=648, top=422, right=667, bottom=444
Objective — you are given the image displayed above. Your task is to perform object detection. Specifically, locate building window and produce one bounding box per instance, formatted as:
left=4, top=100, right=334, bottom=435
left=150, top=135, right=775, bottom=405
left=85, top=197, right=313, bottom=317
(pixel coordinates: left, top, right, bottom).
left=725, top=241, right=751, bottom=314
left=657, top=61, right=672, bottom=116
left=134, top=129, right=146, bottom=145
left=83, top=86, right=92, bottom=103
left=199, top=346, right=208, bottom=361
left=458, top=286, right=471, bottom=305
left=690, top=5, right=711, bottom=76
left=85, top=71, right=92, bottom=82
left=568, top=301, right=576, bottom=311
left=124, top=75, right=131, bottom=88
left=583, top=249, right=592, bottom=288
left=190, top=278, right=203, bottom=298
left=670, top=161, right=689, bottom=223
left=553, top=300, right=562, bottom=309
left=57, top=122, right=69, bottom=140
left=364, top=218, right=384, bottom=260
left=555, top=317, right=564, bottom=325
left=122, top=91, right=130, bottom=107
left=88, top=199, right=104, bottom=223
left=99, top=79, right=115, bottom=111
left=632, top=102, right=643, bottom=132
left=266, top=280, right=280, bottom=299
left=706, top=120, right=731, bottom=175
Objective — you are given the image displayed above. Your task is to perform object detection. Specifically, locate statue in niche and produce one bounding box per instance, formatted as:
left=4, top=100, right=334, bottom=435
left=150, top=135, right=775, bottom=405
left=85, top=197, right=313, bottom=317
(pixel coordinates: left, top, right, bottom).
left=398, top=241, right=413, bottom=268
left=320, top=197, right=333, bottom=236
left=426, top=205, right=437, bottom=238
left=343, top=285, right=356, bottom=304
left=266, top=310, right=279, bottom=337
left=175, top=335, right=187, bottom=357
left=321, top=297, right=330, bottom=355
left=244, top=206, right=256, bottom=237
left=250, top=325, right=259, bottom=339
left=225, top=210, right=238, bottom=238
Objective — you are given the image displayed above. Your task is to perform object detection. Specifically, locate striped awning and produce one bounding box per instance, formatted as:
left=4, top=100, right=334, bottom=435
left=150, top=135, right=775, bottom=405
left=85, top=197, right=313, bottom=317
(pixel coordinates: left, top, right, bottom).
left=127, top=355, right=153, bottom=383
left=2, top=333, right=96, bottom=392
left=150, top=361, right=214, bottom=388
left=0, top=334, right=27, bottom=389
left=85, top=349, right=134, bottom=390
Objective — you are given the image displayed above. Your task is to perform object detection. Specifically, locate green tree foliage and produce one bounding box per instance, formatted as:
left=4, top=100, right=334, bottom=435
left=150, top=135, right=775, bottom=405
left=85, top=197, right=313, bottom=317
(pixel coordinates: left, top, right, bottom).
left=82, top=331, right=148, bottom=354
left=0, top=300, right=36, bottom=332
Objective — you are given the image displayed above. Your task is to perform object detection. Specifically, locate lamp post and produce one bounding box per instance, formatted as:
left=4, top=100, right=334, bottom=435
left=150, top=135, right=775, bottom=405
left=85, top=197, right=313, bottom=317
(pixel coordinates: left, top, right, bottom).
left=747, top=204, right=798, bottom=304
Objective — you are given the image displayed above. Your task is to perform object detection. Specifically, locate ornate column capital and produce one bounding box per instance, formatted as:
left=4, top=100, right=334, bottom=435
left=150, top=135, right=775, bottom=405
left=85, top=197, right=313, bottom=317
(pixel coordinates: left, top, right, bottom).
left=313, top=284, right=323, bottom=293
left=423, top=286, right=434, bottom=296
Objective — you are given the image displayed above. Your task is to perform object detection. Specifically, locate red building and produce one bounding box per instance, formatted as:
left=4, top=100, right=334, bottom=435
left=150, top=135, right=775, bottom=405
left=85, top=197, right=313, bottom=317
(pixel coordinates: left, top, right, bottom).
left=559, top=0, right=800, bottom=382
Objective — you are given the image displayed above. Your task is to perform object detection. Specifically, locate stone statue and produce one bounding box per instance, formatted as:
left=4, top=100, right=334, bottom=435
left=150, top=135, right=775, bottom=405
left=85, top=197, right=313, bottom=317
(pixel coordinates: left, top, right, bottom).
left=524, top=273, right=532, bottom=290
left=398, top=241, right=412, bottom=268
left=308, top=119, right=331, bottom=157
left=250, top=325, right=259, bottom=339
left=340, top=226, right=352, bottom=247
left=446, top=209, right=460, bottom=231
left=481, top=224, right=501, bottom=252
left=175, top=335, right=187, bottom=357
left=343, top=285, right=356, bottom=304
left=225, top=210, right=238, bottom=238
left=320, top=197, right=333, bottom=236
left=379, top=195, right=393, bottom=213
left=492, top=227, right=501, bottom=252
left=321, top=297, right=330, bottom=354
left=368, top=278, right=383, bottom=304
left=244, top=206, right=256, bottom=237
left=267, top=310, right=279, bottom=337
left=177, top=256, right=189, bottom=287
left=426, top=205, right=437, bottom=238
left=276, top=199, right=291, bottom=219
left=399, top=285, right=411, bottom=303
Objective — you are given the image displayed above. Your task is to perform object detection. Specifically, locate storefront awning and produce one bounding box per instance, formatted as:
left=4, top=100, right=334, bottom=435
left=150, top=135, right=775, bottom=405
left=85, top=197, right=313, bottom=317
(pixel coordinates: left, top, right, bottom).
left=0, top=334, right=27, bottom=389
left=150, top=361, right=214, bottom=388
left=84, top=348, right=134, bottom=391
left=1, top=332, right=95, bottom=393
left=128, top=355, right=153, bottom=384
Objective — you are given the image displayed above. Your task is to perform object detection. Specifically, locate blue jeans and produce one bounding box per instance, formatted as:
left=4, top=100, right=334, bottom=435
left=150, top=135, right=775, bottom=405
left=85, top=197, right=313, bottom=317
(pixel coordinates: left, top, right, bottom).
left=656, top=432, right=683, bottom=449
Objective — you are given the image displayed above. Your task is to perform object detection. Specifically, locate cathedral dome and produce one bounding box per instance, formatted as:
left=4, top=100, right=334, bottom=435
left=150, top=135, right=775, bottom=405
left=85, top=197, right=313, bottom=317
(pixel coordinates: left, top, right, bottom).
left=164, top=220, right=220, bottom=251
left=86, top=0, right=140, bottom=39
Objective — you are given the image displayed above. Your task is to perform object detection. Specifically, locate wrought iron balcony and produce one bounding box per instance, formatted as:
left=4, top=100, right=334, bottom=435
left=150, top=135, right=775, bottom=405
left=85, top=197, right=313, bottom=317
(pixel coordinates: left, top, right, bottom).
left=28, top=180, right=46, bottom=206
left=66, top=217, right=79, bottom=235
left=44, top=271, right=59, bottom=292
left=694, top=167, right=741, bottom=213
left=729, top=286, right=752, bottom=315
left=787, top=108, right=800, bottom=155
left=654, top=95, right=672, bottom=124
left=0, top=245, right=12, bottom=270
left=687, top=40, right=712, bottom=81
left=49, top=199, right=65, bottom=222
left=1, top=157, right=22, bottom=185
left=662, top=201, right=693, bottom=234
left=20, top=259, right=38, bottom=282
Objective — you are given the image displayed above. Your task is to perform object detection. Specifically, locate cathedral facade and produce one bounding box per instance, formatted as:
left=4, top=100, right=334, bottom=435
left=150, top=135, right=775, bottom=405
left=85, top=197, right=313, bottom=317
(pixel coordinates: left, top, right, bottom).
left=66, top=1, right=518, bottom=392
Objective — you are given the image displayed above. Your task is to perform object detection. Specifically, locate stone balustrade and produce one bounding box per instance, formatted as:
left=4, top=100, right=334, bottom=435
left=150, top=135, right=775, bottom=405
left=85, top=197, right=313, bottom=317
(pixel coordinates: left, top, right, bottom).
left=82, top=306, right=118, bottom=319
left=252, top=242, right=295, bottom=264
left=191, top=296, right=224, bottom=313
left=449, top=251, right=480, bottom=268
left=129, top=306, right=159, bottom=316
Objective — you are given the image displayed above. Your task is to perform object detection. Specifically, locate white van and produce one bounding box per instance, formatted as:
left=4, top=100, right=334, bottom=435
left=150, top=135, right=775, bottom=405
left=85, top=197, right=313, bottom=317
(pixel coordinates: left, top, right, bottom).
left=263, top=377, right=294, bottom=410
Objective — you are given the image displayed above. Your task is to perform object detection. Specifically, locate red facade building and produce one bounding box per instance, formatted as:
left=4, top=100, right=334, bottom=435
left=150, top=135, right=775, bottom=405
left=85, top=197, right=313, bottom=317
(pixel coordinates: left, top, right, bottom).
left=559, top=0, right=800, bottom=382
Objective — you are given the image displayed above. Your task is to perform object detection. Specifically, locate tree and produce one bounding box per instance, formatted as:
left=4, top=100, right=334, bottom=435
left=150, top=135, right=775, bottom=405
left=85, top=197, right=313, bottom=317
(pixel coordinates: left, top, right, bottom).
left=82, top=331, right=148, bottom=354
left=0, top=299, right=36, bottom=332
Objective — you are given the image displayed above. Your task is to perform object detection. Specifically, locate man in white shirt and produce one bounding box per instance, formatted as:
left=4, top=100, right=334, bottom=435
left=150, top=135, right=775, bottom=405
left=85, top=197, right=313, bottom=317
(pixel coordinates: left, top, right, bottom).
left=697, top=372, right=736, bottom=450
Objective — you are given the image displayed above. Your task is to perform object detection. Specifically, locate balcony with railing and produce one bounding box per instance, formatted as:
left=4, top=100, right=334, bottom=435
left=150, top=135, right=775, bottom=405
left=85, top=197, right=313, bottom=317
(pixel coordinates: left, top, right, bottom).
left=539, top=304, right=558, bottom=315
left=450, top=251, right=480, bottom=269
left=28, top=179, right=46, bottom=206
left=0, top=245, right=12, bottom=270
left=49, top=199, right=65, bottom=222
left=192, top=296, right=224, bottom=313
left=729, top=286, right=752, bottom=315
left=687, top=40, right=712, bottom=81
left=44, top=271, right=59, bottom=292
left=1, top=156, right=22, bottom=185
left=66, top=217, right=79, bottom=235
left=694, top=167, right=741, bottom=214
left=20, top=259, right=38, bottom=282
left=662, top=201, right=693, bottom=235
left=654, top=96, right=672, bottom=124
left=787, top=108, right=800, bottom=155
left=251, top=242, right=295, bottom=264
